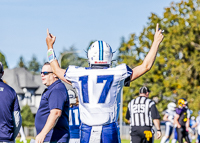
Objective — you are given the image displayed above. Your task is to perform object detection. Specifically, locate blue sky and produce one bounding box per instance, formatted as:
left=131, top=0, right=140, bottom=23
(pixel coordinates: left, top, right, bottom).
left=0, top=0, right=181, bottom=68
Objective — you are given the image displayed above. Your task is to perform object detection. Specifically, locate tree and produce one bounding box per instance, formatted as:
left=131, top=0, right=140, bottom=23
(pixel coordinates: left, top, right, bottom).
left=28, top=55, right=41, bottom=74
left=117, top=0, right=200, bottom=120
left=18, top=56, right=27, bottom=69
left=0, top=51, right=8, bottom=69
left=159, top=0, right=200, bottom=116
left=60, top=46, right=88, bottom=69
left=21, top=105, right=35, bottom=127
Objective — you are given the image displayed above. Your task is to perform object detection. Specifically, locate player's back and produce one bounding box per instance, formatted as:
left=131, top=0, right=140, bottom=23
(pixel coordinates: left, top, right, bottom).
left=64, top=64, right=132, bottom=126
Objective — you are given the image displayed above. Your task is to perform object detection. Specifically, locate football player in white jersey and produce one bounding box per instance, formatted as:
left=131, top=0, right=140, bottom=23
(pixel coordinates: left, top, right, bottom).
left=45, top=23, right=164, bottom=143
left=68, top=90, right=81, bottom=143
left=191, top=111, right=200, bottom=143
left=161, top=102, right=176, bottom=143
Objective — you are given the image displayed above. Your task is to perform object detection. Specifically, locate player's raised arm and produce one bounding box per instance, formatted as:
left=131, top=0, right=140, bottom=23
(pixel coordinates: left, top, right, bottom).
left=130, top=23, right=164, bottom=81
left=46, top=29, right=71, bottom=85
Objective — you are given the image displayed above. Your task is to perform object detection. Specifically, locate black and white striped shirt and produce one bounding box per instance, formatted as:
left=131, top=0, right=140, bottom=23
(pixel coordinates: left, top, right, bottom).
left=126, top=96, right=160, bottom=127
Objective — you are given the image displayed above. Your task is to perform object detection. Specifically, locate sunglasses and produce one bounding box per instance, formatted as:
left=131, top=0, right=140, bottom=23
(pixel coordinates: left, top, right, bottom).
left=41, top=71, right=53, bottom=75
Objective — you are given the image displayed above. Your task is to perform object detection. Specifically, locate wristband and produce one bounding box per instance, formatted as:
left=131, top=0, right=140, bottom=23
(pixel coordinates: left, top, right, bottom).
left=157, top=129, right=161, bottom=132
left=47, top=49, right=57, bottom=63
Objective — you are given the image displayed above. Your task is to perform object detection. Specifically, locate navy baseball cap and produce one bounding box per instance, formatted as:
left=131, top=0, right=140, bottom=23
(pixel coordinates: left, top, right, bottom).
left=139, top=86, right=151, bottom=94
left=0, top=62, right=3, bottom=73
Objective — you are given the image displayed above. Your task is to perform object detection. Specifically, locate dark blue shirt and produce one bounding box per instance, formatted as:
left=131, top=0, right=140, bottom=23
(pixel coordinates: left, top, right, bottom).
left=35, top=79, right=70, bottom=142
left=69, top=105, right=80, bottom=139
left=0, top=79, right=20, bottom=141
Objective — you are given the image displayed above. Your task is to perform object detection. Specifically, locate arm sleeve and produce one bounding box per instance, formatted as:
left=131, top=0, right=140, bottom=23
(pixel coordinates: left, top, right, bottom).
left=151, top=104, right=161, bottom=119
left=175, top=108, right=182, bottom=115
left=124, top=76, right=131, bottom=87
left=64, top=65, right=79, bottom=82
left=48, top=89, right=67, bottom=110
left=13, top=111, right=22, bottom=139
left=117, top=64, right=132, bottom=82
left=187, top=109, right=191, bottom=118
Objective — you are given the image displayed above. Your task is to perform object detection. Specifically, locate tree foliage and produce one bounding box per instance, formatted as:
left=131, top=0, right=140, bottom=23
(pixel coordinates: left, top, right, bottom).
left=21, top=105, right=35, bottom=127
left=18, top=56, right=27, bottom=69
left=118, top=0, right=200, bottom=121
left=60, top=46, right=88, bottom=69
left=28, top=55, right=41, bottom=74
left=0, top=51, right=8, bottom=69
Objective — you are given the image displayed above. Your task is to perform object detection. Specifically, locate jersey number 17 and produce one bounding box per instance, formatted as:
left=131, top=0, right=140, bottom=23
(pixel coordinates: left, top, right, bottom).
left=79, top=75, right=114, bottom=103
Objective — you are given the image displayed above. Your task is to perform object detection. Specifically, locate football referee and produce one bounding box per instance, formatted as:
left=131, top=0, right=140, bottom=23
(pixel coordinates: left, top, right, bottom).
left=125, top=86, right=161, bottom=143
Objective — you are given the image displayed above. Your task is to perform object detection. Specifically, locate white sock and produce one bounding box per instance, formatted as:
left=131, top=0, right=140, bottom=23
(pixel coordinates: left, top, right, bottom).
left=172, top=139, right=177, bottom=143
left=161, top=136, right=168, bottom=143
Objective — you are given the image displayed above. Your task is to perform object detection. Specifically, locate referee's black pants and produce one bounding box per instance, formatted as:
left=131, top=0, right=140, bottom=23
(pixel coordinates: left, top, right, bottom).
left=130, top=126, right=153, bottom=143
left=176, top=127, right=190, bottom=143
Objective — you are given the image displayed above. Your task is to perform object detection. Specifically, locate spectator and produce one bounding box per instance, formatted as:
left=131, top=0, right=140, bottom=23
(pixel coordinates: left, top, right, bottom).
left=35, top=62, right=70, bottom=143
left=0, top=61, right=22, bottom=142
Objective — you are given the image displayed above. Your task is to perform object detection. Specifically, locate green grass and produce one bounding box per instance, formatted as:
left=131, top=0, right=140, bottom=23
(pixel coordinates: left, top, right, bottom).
left=121, top=139, right=130, bottom=143
left=16, top=138, right=32, bottom=143
left=121, top=139, right=196, bottom=143
left=16, top=138, right=196, bottom=143
left=121, top=139, right=161, bottom=143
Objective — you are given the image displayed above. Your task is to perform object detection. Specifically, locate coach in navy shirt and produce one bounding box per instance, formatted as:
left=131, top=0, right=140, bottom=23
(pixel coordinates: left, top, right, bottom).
left=0, top=62, right=22, bottom=142
left=35, top=62, right=70, bottom=143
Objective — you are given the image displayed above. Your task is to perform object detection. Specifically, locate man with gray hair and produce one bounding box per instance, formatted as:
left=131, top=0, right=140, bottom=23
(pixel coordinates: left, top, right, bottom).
left=0, top=62, right=22, bottom=142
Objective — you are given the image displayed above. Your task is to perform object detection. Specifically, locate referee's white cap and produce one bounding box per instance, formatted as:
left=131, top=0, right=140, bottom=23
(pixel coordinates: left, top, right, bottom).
left=139, top=86, right=151, bottom=94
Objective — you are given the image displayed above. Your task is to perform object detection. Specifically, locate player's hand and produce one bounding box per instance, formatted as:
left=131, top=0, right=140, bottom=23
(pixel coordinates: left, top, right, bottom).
left=156, top=130, right=162, bottom=139
left=177, top=124, right=181, bottom=128
left=46, top=29, right=56, bottom=50
left=35, top=132, right=46, bottom=143
left=154, top=23, right=164, bottom=44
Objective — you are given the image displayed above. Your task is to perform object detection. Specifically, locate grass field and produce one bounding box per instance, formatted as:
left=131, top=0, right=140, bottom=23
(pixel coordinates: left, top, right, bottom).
left=121, top=139, right=196, bottom=143
left=16, top=138, right=196, bottom=143
left=122, top=139, right=197, bottom=143
left=121, top=139, right=162, bottom=143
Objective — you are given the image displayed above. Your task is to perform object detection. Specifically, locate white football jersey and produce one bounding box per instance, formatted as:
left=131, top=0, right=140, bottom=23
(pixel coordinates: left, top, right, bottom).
left=64, top=64, right=132, bottom=126
left=187, top=108, right=191, bottom=118
left=165, top=109, right=176, bottom=126
left=196, top=116, right=200, bottom=134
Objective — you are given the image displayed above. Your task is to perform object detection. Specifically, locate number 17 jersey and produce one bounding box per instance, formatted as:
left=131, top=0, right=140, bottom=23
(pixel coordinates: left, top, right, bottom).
left=64, top=64, right=132, bottom=126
